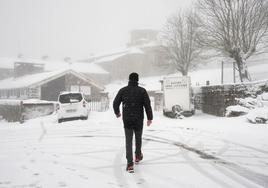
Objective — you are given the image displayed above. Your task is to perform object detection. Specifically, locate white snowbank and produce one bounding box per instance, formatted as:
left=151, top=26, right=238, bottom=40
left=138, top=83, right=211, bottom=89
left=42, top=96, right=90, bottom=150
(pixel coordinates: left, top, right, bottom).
left=236, top=97, right=258, bottom=109
left=226, top=105, right=249, bottom=116
left=246, top=107, right=268, bottom=123
left=260, top=92, right=268, bottom=101
left=226, top=92, right=268, bottom=123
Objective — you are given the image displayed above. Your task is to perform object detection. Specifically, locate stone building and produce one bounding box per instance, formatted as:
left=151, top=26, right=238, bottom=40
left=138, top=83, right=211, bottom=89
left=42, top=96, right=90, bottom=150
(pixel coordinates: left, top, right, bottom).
left=81, top=29, right=176, bottom=83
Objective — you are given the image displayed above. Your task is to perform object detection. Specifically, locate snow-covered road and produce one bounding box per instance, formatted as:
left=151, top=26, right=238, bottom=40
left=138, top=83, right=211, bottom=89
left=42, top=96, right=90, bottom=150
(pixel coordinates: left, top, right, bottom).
left=0, top=111, right=268, bottom=188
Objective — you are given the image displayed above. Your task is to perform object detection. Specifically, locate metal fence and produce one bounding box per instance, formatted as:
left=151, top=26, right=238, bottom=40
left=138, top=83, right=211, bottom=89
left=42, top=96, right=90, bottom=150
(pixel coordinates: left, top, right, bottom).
left=88, top=99, right=109, bottom=112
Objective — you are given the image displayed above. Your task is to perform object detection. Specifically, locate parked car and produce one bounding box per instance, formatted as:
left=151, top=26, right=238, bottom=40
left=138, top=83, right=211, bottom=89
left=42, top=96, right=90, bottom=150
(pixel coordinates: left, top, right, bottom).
left=56, top=91, right=89, bottom=123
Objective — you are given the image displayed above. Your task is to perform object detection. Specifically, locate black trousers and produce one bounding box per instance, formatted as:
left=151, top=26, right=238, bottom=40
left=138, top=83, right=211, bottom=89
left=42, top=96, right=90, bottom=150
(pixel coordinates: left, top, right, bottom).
left=124, top=127, right=143, bottom=164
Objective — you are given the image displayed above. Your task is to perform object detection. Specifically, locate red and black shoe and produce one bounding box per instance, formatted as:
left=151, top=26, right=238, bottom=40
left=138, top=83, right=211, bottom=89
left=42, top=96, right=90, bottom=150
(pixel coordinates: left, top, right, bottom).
left=135, top=153, right=143, bottom=164
left=126, top=162, right=134, bottom=173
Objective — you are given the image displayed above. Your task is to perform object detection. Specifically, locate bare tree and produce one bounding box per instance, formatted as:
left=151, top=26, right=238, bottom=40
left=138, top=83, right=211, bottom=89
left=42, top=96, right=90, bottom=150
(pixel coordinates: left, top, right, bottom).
left=198, top=0, right=268, bottom=82
left=161, top=10, right=204, bottom=76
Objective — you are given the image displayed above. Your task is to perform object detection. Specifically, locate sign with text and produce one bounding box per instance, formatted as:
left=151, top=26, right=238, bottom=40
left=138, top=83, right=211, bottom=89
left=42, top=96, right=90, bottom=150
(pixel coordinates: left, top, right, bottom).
left=163, top=76, right=191, bottom=111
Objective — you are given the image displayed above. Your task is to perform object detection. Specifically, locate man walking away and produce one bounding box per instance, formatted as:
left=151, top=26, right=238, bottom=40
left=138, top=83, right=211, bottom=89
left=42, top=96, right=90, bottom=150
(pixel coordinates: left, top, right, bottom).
left=113, top=72, right=153, bottom=173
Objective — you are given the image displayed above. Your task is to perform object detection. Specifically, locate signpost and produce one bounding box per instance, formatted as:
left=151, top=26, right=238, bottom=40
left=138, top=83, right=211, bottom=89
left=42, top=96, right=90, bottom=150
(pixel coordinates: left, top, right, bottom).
left=163, top=76, right=194, bottom=117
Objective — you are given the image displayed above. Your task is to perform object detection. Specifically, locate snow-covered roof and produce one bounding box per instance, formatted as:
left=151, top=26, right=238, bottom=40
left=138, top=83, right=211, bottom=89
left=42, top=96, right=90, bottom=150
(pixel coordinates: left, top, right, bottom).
left=45, top=61, right=108, bottom=74
left=80, top=47, right=144, bottom=64
left=0, top=57, right=108, bottom=74
left=0, top=69, right=105, bottom=90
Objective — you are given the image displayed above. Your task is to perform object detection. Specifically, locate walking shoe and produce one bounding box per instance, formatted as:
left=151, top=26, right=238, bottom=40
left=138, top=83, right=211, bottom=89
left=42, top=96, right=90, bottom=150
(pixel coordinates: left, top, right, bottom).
left=126, top=162, right=134, bottom=173
left=135, top=153, right=143, bottom=163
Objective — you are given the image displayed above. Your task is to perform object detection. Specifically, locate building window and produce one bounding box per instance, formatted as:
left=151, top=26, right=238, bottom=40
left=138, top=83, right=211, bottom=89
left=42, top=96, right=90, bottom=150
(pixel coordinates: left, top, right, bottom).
left=80, top=86, right=91, bottom=95
left=70, top=85, right=79, bottom=92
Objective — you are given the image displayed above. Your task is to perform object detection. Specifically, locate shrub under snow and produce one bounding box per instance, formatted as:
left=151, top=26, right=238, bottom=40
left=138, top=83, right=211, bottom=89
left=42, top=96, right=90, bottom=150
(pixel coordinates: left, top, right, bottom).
left=226, top=92, right=268, bottom=124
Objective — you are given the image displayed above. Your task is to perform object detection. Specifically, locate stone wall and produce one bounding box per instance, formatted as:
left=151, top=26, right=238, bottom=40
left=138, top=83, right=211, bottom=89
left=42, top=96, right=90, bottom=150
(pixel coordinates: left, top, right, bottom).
left=0, top=100, right=22, bottom=122
left=0, top=100, right=56, bottom=123
left=193, top=80, right=268, bottom=116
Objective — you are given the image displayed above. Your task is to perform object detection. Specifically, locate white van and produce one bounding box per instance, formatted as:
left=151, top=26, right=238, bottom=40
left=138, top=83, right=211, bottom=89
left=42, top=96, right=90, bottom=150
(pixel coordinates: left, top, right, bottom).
left=57, top=91, right=89, bottom=123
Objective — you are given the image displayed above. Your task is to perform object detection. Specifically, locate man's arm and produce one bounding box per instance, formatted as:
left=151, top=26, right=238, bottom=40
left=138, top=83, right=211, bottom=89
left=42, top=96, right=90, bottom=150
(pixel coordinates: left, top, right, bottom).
left=143, top=89, right=153, bottom=125
left=113, top=89, right=122, bottom=117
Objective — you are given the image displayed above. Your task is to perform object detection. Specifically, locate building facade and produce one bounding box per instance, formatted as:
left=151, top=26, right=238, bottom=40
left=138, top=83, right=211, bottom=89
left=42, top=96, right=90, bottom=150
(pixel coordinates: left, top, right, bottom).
left=0, top=69, right=105, bottom=101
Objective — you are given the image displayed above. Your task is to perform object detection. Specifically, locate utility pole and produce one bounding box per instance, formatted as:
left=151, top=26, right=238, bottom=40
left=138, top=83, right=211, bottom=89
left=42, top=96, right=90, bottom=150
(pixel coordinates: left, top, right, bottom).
left=233, top=62, right=236, bottom=83
left=221, top=61, right=224, bottom=84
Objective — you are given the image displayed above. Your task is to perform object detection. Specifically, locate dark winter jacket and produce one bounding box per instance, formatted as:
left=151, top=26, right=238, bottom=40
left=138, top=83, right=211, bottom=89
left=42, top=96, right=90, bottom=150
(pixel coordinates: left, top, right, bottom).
left=113, top=81, right=153, bottom=129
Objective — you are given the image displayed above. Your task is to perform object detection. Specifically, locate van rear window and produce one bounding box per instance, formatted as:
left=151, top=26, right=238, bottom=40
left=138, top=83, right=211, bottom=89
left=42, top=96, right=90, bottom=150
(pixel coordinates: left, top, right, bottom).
left=59, top=93, right=82, bottom=103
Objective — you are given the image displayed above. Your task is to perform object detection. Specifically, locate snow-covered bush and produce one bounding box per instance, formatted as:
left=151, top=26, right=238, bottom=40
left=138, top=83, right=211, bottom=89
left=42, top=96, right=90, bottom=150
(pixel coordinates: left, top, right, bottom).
left=226, top=91, right=268, bottom=124
left=257, top=93, right=268, bottom=107
left=235, top=97, right=258, bottom=109
left=246, top=107, right=268, bottom=124
left=243, top=84, right=262, bottom=98
left=225, top=97, right=257, bottom=117
left=226, top=105, right=250, bottom=117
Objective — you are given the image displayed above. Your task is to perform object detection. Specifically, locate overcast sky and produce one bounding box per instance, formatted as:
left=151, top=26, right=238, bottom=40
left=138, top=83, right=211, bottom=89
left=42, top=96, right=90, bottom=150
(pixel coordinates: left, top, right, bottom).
left=0, top=0, right=192, bottom=60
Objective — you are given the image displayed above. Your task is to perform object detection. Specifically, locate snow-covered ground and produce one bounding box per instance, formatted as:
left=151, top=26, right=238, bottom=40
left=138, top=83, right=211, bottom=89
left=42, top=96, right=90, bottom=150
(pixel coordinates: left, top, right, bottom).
left=1, top=110, right=268, bottom=188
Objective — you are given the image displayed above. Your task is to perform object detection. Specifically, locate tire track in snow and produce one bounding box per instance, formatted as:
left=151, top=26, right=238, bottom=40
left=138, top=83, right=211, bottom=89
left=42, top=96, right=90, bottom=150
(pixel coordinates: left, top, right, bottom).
left=222, top=139, right=268, bottom=155
left=143, top=135, right=232, bottom=187
left=180, top=147, right=233, bottom=188
left=143, top=135, right=268, bottom=187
